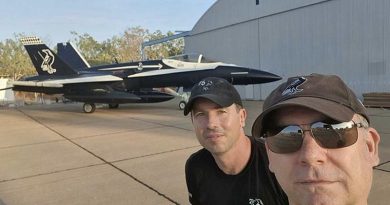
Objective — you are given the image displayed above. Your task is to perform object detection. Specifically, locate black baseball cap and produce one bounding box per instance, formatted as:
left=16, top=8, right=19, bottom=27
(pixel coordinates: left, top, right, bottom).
left=252, top=73, right=369, bottom=138
left=184, top=77, right=243, bottom=116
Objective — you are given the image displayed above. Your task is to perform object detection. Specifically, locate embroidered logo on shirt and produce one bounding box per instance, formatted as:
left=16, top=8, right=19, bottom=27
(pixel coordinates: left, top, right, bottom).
left=249, top=198, right=264, bottom=205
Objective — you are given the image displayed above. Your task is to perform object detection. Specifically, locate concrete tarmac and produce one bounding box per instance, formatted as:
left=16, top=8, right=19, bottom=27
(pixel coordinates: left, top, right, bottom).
left=0, top=99, right=389, bottom=205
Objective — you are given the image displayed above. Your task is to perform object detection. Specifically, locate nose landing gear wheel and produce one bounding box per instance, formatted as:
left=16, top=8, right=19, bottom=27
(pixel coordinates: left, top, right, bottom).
left=83, top=103, right=96, bottom=113
left=179, top=101, right=186, bottom=110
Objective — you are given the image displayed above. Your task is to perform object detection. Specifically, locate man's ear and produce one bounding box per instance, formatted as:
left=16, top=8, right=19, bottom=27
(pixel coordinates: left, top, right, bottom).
left=240, top=108, right=247, bottom=128
left=366, top=127, right=381, bottom=166
left=264, top=142, right=275, bottom=173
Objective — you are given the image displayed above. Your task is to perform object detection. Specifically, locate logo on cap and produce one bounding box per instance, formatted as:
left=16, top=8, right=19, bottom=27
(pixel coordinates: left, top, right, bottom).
left=198, top=79, right=214, bottom=91
left=282, top=77, right=306, bottom=96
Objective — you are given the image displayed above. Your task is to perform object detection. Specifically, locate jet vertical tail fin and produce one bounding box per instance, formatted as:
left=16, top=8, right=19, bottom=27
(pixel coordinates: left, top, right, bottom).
left=57, top=42, right=91, bottom=70
left=20, top=36, right=78, bottom=76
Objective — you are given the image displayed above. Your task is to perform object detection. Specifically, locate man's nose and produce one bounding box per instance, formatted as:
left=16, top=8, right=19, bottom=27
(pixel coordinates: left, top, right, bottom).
left=298, top=130, right=328, bottom=165
left=206, top=113, right=220, bottom=129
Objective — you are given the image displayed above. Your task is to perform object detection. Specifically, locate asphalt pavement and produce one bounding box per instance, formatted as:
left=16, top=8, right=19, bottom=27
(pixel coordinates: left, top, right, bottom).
left=0, top=98, right=389, bottom=204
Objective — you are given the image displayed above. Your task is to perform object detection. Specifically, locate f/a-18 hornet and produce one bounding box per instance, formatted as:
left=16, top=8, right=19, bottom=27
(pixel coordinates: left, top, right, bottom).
left=9, top=36, right=281, bottom=113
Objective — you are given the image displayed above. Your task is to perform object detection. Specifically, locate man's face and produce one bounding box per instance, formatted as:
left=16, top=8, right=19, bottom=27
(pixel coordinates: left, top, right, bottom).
left=191, top=98, right=246, bottom=155
left=265, top=107, right=380, bottom=205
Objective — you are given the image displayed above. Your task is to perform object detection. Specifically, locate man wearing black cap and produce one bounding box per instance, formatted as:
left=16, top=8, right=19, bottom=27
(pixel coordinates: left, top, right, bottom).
left=252, top=73, right=381, bottom=205
left=184, top=77, right=287, bottom=205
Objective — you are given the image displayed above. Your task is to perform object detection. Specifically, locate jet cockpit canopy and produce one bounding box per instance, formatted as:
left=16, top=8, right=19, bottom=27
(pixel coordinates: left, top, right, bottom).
left=168, top=53, right=217, bottom=63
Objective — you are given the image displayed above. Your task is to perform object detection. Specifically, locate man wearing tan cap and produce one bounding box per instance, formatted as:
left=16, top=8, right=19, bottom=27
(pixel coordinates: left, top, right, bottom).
left=252, top=73, right=381, bottom=205
left=184, top=77, right=287, bottom=205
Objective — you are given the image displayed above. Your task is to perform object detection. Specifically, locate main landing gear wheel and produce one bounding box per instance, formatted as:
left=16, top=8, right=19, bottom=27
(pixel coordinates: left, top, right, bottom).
left=83, top=103, right=96, bottom=113
left=179, top=101, right=186, bottom=110
left=108, top=103, right=119, bottom=109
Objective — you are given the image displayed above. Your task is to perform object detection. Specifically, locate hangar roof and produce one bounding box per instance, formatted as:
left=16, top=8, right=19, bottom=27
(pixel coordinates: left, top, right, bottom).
left=191, top=0, right=329, bottom=35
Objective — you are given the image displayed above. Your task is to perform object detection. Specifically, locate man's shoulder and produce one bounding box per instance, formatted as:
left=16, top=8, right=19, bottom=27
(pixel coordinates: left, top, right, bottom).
left=186, top=148, right=215, bottom=171
left=186, top=148, right=212, bottom=165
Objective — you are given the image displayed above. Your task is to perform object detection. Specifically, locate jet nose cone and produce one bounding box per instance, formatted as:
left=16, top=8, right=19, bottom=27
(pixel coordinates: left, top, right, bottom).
left=229, top=66, right=282, bottom=84
left=249, top=69, right=282, bottom=83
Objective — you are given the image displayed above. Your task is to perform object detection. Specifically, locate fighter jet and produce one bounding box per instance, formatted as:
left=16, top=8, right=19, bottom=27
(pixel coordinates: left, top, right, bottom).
left=9, top=36, right=281, bottom=113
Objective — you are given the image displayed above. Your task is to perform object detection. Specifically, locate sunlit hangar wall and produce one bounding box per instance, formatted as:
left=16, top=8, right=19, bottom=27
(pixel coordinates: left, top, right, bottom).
left=185, top=0, right=390, bottom=100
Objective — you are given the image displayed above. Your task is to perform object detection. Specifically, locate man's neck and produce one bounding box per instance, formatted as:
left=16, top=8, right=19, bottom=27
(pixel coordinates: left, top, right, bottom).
left=213, top=135, right=251, bottom=175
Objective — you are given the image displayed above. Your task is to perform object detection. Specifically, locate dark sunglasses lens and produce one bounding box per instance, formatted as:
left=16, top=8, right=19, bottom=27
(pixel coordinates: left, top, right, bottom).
left=266, top=125, right=303, bottom=153
left=311, top=122, right=359, bottom=149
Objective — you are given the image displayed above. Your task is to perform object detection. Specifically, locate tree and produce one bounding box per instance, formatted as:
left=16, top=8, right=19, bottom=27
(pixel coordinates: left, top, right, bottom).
left=144, top=30, right=185, bottom=60
left=70, top=27, right=184, bottom=64
left=0, top=27, right=185, bottom=78
left=70, top=32, right=107, bottom=65
left=116, top=26, right=149, bottom=62
left=0, top=34, right=35, bottom=79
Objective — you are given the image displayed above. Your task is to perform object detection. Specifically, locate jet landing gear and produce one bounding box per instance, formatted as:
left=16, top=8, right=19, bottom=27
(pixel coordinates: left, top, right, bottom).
left=178, top=91, right=190, bottom=110
left=179, top=101, right=186, bottom=110
left=83, top=103, right=96, bottom=113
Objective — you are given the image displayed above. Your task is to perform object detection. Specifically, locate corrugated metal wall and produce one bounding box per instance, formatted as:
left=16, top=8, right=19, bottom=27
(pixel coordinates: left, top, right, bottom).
left=185, top=0, right=390, bottom=100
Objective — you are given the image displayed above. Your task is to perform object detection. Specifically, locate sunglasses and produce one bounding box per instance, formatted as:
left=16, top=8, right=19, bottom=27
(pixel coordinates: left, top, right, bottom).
left=263, top=120, right=366, bottom=154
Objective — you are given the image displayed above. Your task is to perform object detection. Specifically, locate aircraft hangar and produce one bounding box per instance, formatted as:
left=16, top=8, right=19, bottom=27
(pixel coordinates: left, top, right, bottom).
left=184, top=0, right=390, bottom=100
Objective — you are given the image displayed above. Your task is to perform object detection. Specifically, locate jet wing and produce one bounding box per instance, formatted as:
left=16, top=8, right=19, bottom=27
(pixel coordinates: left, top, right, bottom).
left=12, top=75, right=123, bottom=88
left=0, top=87, right=13, bottom=91
left=127, top=67, right=214, bottom=78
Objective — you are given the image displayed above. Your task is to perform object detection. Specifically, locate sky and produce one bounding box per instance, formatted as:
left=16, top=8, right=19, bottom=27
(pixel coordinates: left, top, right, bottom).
left=0, top=0, right=216, bottom=44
